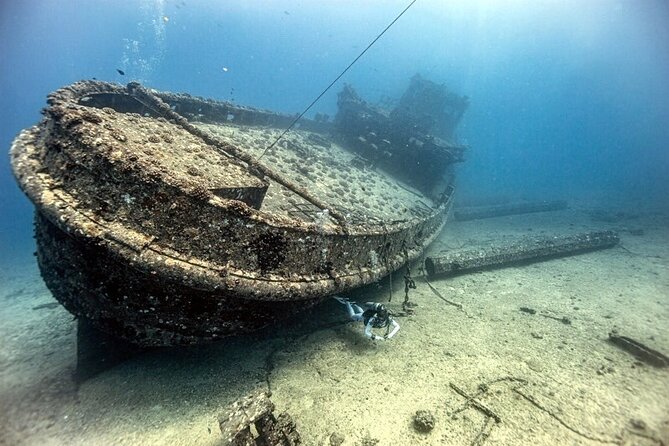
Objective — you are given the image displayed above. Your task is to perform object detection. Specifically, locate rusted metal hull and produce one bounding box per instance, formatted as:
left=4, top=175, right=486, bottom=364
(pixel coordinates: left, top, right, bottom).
left=10, top=80, right=457, bottom=346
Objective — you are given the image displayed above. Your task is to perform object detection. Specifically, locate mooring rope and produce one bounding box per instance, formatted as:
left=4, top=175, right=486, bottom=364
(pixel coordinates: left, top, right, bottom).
left=257, top=0, right=418, bottom=160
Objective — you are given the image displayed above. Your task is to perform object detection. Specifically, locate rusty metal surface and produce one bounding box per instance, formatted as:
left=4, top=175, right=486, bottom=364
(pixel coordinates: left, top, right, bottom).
left=425, top=230, right=619, bottom=277
left=334, top=79, right=467, bottom=193
left=10, top=80, right=458, bottom=345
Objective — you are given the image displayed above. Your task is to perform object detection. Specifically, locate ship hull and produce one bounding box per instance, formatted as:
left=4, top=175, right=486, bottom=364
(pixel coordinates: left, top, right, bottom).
left=10, top=80, right=457, bottom=346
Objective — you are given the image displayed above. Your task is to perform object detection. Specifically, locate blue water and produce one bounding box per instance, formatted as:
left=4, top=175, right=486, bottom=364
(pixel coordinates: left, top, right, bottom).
left=1, top=0, right=668, bottom=259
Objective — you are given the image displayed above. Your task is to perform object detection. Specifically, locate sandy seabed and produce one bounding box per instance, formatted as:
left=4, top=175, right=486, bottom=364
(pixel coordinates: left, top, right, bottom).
left=1, top=203, right=668, bottom=446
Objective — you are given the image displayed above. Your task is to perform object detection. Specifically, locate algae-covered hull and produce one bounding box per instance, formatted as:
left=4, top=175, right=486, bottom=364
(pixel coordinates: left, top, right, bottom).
left=10, top=80, right=464, bottom=346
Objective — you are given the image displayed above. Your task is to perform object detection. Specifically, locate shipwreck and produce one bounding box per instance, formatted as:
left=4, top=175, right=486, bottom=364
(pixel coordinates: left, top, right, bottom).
left=10, top=74, right=468, bottom=346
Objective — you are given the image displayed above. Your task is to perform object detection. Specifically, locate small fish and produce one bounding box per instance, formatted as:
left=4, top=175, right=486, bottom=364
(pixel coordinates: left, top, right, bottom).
left=222, top=67, right=229, bottom=72
left=116, top=68, right=125, bottom=75
left=162, top=15, right=169, bottom=23
left=284, top=10, right=290, bottom=15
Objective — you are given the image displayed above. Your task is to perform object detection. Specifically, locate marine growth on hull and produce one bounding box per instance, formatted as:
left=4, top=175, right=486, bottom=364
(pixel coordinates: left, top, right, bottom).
left=196, top=123, right=432, bottom=225
left=10, top=75, right=470, bottom=346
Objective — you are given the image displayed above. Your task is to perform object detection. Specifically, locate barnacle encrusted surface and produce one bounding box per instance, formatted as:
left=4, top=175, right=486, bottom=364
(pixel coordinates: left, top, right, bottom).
left=196, top=123, right=434, bottom=224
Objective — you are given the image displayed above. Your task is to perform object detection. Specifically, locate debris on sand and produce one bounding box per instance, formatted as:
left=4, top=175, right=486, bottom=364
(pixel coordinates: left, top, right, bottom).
left=413, top=409, right=436, bottom=433
left=218, top=390, right=301, bottom=445
left=608, top=332, right=669, bottom=368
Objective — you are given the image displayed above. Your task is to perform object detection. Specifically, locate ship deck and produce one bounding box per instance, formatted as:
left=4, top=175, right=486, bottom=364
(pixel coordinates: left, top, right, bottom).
left=196, top=122, right=434, bottom=225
